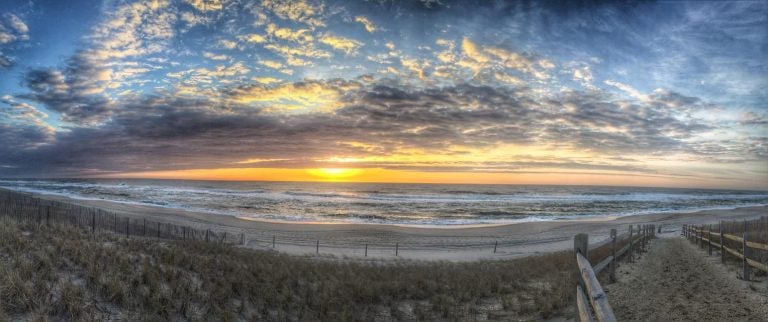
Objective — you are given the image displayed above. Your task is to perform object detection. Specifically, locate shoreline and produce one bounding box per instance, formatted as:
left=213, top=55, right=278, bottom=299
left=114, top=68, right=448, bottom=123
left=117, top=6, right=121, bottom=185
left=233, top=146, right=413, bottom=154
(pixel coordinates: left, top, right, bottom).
left=6, top=188, right=768, bottom=261
left=2, top=186, right=765, bottom=229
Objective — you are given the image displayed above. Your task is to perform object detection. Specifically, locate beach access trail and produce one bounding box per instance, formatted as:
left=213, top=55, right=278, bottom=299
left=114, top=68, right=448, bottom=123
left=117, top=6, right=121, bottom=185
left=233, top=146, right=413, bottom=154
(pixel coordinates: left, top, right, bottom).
left=605, top=234, right=768, bottom=321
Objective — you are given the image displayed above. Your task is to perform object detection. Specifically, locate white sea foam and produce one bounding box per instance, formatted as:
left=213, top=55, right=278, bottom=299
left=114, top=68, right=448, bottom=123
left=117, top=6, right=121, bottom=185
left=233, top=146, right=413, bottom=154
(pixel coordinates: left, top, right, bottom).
left=1, top=179, right=766, bottom=226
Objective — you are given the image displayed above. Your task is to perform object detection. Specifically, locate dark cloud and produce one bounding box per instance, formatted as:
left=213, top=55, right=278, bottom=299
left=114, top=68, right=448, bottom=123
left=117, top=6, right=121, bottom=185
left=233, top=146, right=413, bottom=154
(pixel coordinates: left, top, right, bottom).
left=21, top=56, right=113, bottom=124
left=4, top=75, right=761, bottom=178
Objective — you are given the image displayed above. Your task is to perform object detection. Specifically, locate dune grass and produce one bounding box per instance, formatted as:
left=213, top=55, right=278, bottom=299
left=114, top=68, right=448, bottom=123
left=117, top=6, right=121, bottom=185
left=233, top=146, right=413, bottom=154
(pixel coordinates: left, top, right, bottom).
left=0, top=217, right=578, bottom=321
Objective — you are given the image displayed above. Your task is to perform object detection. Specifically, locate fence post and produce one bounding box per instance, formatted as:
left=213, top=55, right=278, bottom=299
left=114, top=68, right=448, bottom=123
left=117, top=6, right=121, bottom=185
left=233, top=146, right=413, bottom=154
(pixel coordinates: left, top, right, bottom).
left=316, top=240, right=319, bottom=254
left=241, top=233, right=245, bottom=246
left=91, top=212, right=95, bottom=234
left=574, top=233, right=589, bottom=292
left=642, top=225, right=647, bottom=251
left=206, top=229, right=209, bottom=242
left=609, top=229, right=617, bottom=283
left=743, top=220, right=750, bottom=281
left=272, top=235, right=276, bottom=248
left=395, top=243, right=399, bottom=256
left=46, top=206, right=50, bottom=226
left=494, top=240, right=498, bottom=253
left=707, top=224, right=712, bottom=256
left=628, top=225, right=634, bottom=263
left=696, top=225, right=702, bottom=248
left=365, top=243, right=368, bottom=257
left=720, top=221, right=725, bottom=263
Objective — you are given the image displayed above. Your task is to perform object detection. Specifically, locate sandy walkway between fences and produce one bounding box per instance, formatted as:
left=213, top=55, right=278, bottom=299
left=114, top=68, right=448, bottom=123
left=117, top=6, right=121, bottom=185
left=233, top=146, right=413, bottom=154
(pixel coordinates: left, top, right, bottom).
left=605, top=235, right=768, bottom=321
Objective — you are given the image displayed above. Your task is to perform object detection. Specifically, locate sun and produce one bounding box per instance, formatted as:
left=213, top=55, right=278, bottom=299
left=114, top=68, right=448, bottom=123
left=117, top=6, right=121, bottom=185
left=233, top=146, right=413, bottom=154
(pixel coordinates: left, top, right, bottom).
left=306, top=168, right=363, bottom=180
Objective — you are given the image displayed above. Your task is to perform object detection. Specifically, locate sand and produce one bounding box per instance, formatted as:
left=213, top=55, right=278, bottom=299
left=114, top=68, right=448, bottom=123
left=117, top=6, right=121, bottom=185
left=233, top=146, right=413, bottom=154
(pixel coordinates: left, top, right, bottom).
left=24, top=192, right=768, bottom=261
left=605, top=234, right=768, bottom=320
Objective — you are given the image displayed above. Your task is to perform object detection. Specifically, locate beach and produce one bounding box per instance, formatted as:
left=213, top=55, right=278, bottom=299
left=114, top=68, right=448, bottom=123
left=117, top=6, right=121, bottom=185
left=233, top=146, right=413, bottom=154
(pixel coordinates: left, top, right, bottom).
left=22, top=190, right=768, bottom=261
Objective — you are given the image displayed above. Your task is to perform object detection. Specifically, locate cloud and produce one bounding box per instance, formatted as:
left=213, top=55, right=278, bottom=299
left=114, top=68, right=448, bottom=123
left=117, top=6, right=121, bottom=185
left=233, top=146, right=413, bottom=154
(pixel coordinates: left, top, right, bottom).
left=354, top=16, right=377, bottom=33
left=227, top=80, right=349, bottom=113
left=186, top=0, right=224, bottom=12
left=0, top=13, right=30, bottom=69
left=456, top=37, right=549, bottom=82
left=252, top=77, right=283, bottom=84
left=572, top=65, right=594, bottom=89
left=266, top=23, right=314, bottom=43
left=219, top=39, right=238, bottom=49
left=21, top=55, right=114, bottom=124
left=261, top=0, right=325, bottom=27
left=258, top=59, right=292, bottom=74
left=605, top=80, right=647, bottom=101
left=263, top=43, right=331, bottom=59
left=1, top=76, right=763, bottom=179
left=4, top=14, right=28, bottom=35
left=240, top=33, right=267, bottom=43
left=319, top=33, right=363, bottom=55
left=203, top=51, right=229, bottom=61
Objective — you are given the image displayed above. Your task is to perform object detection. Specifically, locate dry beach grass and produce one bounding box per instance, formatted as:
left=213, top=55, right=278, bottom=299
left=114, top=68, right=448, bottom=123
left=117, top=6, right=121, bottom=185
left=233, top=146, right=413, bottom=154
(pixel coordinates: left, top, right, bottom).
left=0, top=217, right=578, bottom=321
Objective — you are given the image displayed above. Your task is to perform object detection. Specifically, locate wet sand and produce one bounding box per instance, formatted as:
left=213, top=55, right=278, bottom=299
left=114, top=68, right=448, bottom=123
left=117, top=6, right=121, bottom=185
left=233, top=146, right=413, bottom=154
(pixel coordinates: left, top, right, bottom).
left=22, top=191, right=768, bottom=261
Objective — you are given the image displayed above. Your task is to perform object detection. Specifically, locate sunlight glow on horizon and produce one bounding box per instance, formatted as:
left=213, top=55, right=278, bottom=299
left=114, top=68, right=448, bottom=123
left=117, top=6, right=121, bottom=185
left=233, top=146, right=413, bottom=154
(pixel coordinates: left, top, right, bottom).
left=98, top=167, right=768, bottom=190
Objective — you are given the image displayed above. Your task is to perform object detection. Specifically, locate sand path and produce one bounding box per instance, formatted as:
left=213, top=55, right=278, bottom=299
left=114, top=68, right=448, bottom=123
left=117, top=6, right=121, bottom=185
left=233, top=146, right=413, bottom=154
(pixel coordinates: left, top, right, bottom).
left=605, top=235, right=768, bottom=321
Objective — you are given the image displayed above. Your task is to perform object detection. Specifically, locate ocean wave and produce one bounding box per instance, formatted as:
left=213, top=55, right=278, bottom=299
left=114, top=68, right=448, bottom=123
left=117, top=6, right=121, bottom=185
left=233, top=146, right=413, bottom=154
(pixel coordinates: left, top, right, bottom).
left=2, top=179, right=767, bottom=226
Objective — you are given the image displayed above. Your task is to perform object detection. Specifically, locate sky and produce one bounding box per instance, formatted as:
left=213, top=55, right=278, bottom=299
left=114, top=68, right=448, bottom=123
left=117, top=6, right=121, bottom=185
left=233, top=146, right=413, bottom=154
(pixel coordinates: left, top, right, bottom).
left=0, top=0, right=766, bottom=189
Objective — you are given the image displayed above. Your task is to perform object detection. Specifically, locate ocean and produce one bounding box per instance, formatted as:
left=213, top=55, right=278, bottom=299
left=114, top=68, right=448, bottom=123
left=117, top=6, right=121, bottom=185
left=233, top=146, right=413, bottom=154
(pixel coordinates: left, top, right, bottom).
left=0, top=179, right=766, bottom=226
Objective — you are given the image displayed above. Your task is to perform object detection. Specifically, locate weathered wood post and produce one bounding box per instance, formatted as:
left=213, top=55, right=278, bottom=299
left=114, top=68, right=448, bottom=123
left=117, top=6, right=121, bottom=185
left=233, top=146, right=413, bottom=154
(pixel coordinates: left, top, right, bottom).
left=697, top=225, right=702, bottom=248
left=574, top=233, right=589, bottom=290
left=91, top=212, right=96, bottom=234
left=364, top=243, right=368, bottom=257
left=643, top=225, right=647, bottom=251
left=494, top=240, right=498, bottom=253
left=395, top=243, right=399, bottom=256
left=707, top=224, right=712, bottom=255
left=743, top=220, right=750, bottom=280
left=241, top=233, right=244, bottom=246
left=205, top=229, right=209, bottom=242
left=272, top=235, right=276, bottom=248
left=609, top=229, right=617, bottom=283
left=628, top=225, right=634, bottom=263
left=720, top=221, right=725, bottom=263
left=223, top=232, right=227, bottom=244
left=316, top=240, right=319, bottom=254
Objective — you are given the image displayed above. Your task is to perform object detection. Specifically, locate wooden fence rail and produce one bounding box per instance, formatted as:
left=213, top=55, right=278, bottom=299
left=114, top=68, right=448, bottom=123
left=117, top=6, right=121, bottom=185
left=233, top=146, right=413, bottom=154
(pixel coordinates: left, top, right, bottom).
left=682, top=218, right=768, bottom=282
left=575, top=224, right=656, bottom=322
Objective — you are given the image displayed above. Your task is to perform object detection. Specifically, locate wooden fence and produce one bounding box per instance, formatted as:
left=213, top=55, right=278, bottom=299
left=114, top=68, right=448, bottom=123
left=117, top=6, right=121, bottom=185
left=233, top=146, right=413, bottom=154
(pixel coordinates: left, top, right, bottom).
left=0, top=188, right=583, bottom=257
left=575, top=224, right=657, bottom=322
left=0, top=189, right=243, bottom=245
left=682, top=217, right=768, bottom=281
